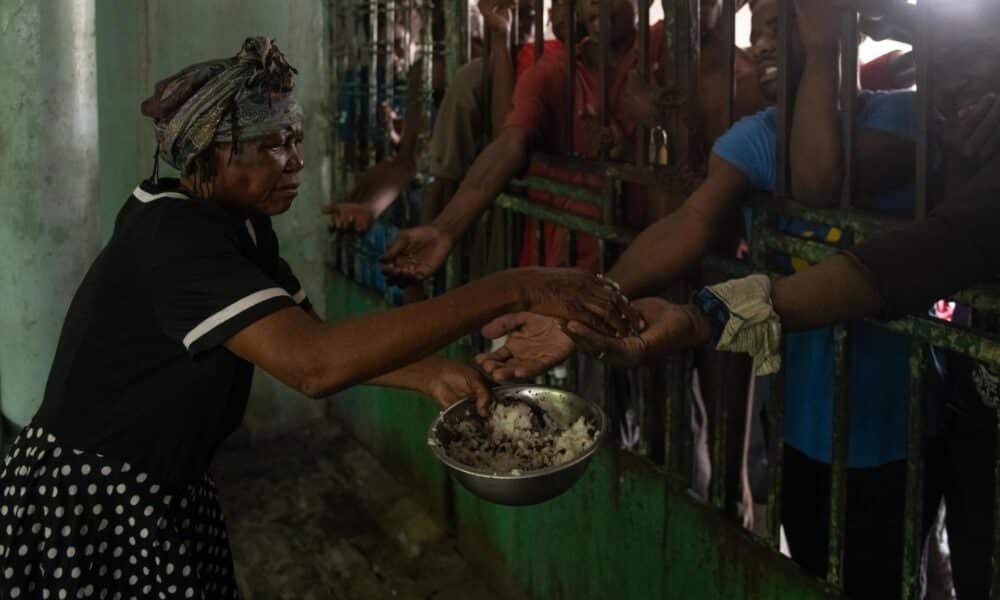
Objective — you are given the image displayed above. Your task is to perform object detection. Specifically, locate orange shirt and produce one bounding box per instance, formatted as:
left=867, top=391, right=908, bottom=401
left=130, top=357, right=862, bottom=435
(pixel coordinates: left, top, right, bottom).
left=505, top=22, right=668, bottom=271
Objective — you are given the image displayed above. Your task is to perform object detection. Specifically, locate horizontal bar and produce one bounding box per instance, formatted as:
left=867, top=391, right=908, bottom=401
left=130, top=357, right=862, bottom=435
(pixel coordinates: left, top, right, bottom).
left=508, top=177, right=606, bottom=205
left=495, top=193, right=637, bottom=244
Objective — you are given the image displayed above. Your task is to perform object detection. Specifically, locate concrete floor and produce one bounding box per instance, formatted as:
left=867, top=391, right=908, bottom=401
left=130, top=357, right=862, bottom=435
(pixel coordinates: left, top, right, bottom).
left=211, top=418, right=504, bottom=600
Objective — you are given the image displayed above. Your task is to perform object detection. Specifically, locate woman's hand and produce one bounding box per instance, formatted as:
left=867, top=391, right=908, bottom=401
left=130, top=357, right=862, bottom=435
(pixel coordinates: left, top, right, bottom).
left=380, top=225, right=454, bottom=285
left=475, top=313, right=576, bottom=381
left=504, top=268, right=643, bottom=338
left=562, top=298, right=711, bottom=366
left=423, top=358, right=492, bottom=415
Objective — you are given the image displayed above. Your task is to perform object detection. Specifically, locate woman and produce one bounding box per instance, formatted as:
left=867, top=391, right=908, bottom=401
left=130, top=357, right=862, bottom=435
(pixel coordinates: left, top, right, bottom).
left=0, top=38, right=632, bottom=599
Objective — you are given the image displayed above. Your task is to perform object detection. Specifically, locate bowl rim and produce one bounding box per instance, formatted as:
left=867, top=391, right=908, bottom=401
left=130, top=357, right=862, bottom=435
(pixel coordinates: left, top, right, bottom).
left=427, top=384, right=607, bottom=481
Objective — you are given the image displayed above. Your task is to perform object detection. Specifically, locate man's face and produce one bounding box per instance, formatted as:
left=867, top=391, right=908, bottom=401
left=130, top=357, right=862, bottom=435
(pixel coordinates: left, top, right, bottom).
left=932, top=7, right=1000, bottom=141
left=576, top=0, right=637, bottom=45
left=749, top=0, right=804, bottom=103
left=550, top=0, right=571, bottom=43
left=209, top=122, right=305, bottom=217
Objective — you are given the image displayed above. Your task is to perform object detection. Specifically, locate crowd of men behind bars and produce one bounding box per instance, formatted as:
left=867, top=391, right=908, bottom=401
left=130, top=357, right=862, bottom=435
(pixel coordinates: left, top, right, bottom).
left=327, top=0, right=1000, bottom=598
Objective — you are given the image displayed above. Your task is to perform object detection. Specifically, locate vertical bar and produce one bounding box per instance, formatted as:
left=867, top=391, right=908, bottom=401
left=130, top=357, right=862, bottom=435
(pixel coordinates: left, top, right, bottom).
left=564, top=0, right=576, bottom=154
left=598, top=0, right=611, bottom=133
left=827, top=325, right=850, bottom=587
left=901, top=343, right=927, bottom=600
left=992, top=418, right=1000, bottom=599
left=444, top=0, right=468, bottom=79
left=838, top=5, right=858, bottom=209
left=534, top=0, right=544, bottom=61
left=766, top=371, right=786, bottom=548
left=636, top=0, right=650, bottom=165
left=723, top=0, right=735, bottom=127
left=534, top=219, right=544, bottom=267
left=710, top=358, right=729, bottom=509
left=368, top=0, right=380, bottom=167
left=419, top=0, right=435, bottom=171
left=775, top=0, right=794, bottom=198
left=913, top=0, right=932, bottom=220
left=511, top=0, right=519, bottom=56
left=384, top=0, right=396, bottom=157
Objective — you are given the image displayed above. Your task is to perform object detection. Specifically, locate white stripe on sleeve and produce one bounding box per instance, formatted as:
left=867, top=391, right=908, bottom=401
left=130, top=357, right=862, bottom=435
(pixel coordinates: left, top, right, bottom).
left=292, top=289, right=308, bottom=304
left=133, top=186, right=190, bottom=203
left=182, top=288, right=290, bottom=349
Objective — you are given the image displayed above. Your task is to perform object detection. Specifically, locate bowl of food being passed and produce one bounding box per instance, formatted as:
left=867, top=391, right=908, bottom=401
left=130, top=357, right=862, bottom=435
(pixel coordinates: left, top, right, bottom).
left=427, top=385, right=606, bottom=506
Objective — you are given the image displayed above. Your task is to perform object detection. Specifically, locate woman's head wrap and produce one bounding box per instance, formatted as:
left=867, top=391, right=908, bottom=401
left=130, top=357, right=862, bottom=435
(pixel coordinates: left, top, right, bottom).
left=141, top=37, right=303, bottom=173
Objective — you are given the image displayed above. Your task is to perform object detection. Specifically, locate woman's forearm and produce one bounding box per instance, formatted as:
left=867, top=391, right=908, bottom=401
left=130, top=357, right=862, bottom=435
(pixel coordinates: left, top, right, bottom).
left=228, top=272, right=526, bottom=399
left=790, top=47, right=842, bottom=206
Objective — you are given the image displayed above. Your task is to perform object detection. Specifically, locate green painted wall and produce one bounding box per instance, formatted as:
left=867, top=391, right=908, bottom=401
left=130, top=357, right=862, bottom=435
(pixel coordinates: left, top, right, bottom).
left=0, top=1, right=101, bottom=430
left=327, top=272, right=839, bottom=600
left=4, top=0, right=334, bottom=435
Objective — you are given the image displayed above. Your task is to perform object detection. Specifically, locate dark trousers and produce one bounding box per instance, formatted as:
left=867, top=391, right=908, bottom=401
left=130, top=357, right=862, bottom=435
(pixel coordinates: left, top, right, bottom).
left=924, top=404, right=997, bottom=599
left=781, top=445, right=938, bottom=600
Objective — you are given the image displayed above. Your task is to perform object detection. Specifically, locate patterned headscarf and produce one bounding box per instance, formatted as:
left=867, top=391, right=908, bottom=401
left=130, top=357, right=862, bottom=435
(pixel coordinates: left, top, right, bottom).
left=141, top=37, right=303, bottom=173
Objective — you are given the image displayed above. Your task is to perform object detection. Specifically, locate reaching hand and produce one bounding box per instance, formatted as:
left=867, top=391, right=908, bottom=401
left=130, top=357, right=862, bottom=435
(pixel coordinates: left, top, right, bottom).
left=475, top=313, right=575, bottom=381
left=562, top=298, right=710, bottom=366
left=380, top=225, right=454, bottom=285
left=323, top=203, right=375, bottom=233
left=323, top=157, right=417, bottom=233
left=479, top=0, right=514, bottom=37
left=511, top=269, right=644, bottom=338
left=424, top=358, right=492, bottom=415
left=794, top=0, right=836, bottom=51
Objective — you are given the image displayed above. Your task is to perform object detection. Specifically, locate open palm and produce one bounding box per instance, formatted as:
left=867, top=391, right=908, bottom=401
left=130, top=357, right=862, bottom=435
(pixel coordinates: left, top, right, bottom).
left=475, top=313, right=575, bottom=381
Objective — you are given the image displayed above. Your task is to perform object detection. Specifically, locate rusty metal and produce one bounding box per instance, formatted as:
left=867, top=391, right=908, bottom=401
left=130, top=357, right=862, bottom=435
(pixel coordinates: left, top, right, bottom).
left=767, top=371, right=786, bottom=549
left=534, top=0, right=543, bottom=61
left=637, top=0, right=650, bottom=165
left=564, top=0, right=576, bottom=154
left=598, top=0, right=611, bottom=141
left=838, top=5, right=858, bottom=210
left=775, top=0, right=794, bottom=198
left=914, top=0, right=932, bottom=220
left=722, top=0, right=736, bottom=127
left=383, top=0, right=396, bottom=156
left=901, top=343, right=927, bottom=600
left=826, top=325, right=850, bottom=586
left=368, top=0, right=380, bottom=167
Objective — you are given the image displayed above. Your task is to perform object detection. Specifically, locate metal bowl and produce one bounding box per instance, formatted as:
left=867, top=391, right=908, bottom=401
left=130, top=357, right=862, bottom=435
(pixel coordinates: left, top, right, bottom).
left=427, top=385, right=607, bottom=506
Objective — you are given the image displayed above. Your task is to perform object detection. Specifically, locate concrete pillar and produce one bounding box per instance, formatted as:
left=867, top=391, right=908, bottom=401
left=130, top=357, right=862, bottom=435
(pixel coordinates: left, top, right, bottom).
left=0, top=1, right=101, bottom=430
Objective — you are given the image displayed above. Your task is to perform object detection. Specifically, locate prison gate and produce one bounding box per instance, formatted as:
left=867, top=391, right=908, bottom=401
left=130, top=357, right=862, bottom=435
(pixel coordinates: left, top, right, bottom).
left=327, top=1, right=1000, bottom=598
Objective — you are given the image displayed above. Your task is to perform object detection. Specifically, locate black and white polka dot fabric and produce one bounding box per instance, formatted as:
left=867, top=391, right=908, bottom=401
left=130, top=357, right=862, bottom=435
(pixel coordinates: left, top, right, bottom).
left=0, top=425, right=240, bottom=599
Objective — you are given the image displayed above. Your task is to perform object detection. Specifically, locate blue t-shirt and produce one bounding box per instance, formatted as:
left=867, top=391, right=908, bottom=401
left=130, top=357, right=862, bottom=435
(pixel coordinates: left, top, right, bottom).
left=712, top=91, right=915, bottom=467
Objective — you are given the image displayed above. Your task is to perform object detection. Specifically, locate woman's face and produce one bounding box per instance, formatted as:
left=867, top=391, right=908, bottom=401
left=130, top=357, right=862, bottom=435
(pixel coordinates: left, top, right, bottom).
left=207, top=122, right=305, bottom=217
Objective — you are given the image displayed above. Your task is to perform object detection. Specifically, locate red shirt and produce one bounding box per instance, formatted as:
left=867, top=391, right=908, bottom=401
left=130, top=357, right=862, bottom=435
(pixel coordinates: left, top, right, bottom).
left=505, top=22, right=667, bottom=271
left=516, top=40, right=566, bottom=80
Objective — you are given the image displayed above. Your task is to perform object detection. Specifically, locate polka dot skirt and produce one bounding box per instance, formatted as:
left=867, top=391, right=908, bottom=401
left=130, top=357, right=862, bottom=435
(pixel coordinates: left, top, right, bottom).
left=0, top=425, right=240, bottom=599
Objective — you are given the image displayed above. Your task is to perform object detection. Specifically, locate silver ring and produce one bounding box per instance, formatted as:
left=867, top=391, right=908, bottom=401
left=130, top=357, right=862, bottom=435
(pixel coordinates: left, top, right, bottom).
left=596, top=351, right=607, bottom=360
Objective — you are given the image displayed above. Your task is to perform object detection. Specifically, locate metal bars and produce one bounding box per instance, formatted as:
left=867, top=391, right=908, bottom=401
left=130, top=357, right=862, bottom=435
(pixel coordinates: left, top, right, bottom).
left=327, top=2, right=1000, bottom=598
left=838, top=5, right=858, bottom=210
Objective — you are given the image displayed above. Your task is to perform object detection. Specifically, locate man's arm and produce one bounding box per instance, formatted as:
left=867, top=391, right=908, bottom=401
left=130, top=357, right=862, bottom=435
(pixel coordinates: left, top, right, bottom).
left=481, top=0, right=517, bottom=137
left=607, top=153, right=750, bottom=298
left=790, top=0, right=915, bottom=207
left=381, top=126, right=530, bottom=282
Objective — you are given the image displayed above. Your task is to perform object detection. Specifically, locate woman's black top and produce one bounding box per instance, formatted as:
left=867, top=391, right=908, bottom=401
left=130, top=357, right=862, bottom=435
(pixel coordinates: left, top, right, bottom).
left=34, top=178, right=311, bottom=484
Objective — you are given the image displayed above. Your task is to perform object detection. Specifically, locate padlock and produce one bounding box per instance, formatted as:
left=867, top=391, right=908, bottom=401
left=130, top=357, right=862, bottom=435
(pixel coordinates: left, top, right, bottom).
left=655, top=127, right=670, bottom=166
